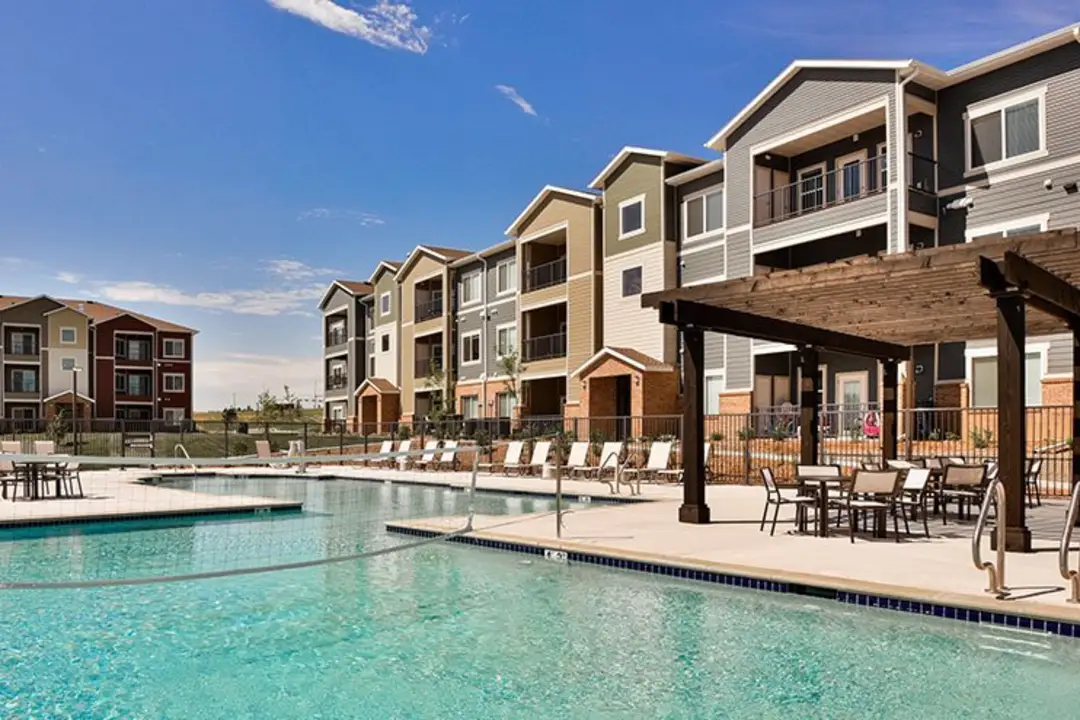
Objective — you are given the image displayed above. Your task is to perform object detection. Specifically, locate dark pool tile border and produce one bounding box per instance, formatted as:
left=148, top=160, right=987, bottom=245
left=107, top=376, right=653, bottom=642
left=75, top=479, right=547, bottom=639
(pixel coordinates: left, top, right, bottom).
left=387, top=524, right=1080, bottom=639
left=0, top=504, right=303, bottom=531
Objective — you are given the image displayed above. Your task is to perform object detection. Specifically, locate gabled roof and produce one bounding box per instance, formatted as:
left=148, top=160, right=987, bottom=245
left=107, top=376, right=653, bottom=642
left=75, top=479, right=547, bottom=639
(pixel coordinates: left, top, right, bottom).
left=393, top=245, right=471, bottom=281
left=43, top=390, right=95, bottom=404
left=367, top=260, right=402, bottom=285
left=705, top=23, right=1080, bottom=152
left=588, top=146, right=708, bottom=190
left=570, top=346, right=675, bottom=379
left=0, top=294, right=65, bottom=313
left=504, top=185, right=599, bottom=238
left=0, top=295, right=195, bottom=333
left=665, top=158, right=726, bottom=187
left=449, top=239, right=517, bottom=268
left=318, top=280, right=373, bottom=310
left=354, top=377, right=400, bottom=396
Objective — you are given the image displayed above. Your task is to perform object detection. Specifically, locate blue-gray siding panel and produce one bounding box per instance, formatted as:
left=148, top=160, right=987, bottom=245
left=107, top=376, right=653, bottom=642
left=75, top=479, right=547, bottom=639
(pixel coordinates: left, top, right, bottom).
left=725, top=336, right=752, bottom=391
left=726, top=230, right=751, bottom=279
left=1046, top=335, right=1073, bottom=376
left=680, top=246, right=726, bottom=282
left=705, top=334, right=725, bottom=371
left=753, top=193, right=887, bottom=251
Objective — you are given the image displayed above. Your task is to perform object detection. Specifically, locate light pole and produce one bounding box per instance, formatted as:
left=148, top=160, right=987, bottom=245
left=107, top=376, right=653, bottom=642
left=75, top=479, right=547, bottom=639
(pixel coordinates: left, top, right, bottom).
left=71, top=366, right=82, bottom=454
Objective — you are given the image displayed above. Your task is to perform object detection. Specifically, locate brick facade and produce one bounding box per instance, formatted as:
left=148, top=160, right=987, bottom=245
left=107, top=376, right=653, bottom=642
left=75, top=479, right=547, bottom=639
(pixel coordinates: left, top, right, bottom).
left=718, top=391, right=752, bottom=415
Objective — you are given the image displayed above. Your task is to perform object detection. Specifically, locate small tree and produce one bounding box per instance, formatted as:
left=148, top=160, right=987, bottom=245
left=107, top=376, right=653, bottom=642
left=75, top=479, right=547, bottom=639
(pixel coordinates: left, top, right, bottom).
left=424, top=359, right=457, bottom=439
left=222, top=406, right=239, bottom=423
left=47, top=408, right=69, bottom=448
left=255, top=389, right=279, bottom=423
left=498, top=351, right=521, bottom=404
left=280, top=385, right=301, bottom=423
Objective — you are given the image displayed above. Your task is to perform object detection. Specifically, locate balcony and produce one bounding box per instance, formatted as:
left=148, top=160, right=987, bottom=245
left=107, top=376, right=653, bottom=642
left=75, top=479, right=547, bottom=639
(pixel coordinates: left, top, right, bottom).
left=325, top=329, right=347, bottom=348
left=326, top=375, right=348, bottom=392
left=754, top=156, right=888, bottom=228
left=523, top=332, right=566, bottom=362
left=115, top=339, right=152, bottom=364
left=415, top=354, right=443, bottom=379
left=524, top=257, right=567, bottom=293
left=415, top=293, right=444, bottom=323
left=116, top=374, right=152, bottom=399
left=6, top=378, right=38, bottom=394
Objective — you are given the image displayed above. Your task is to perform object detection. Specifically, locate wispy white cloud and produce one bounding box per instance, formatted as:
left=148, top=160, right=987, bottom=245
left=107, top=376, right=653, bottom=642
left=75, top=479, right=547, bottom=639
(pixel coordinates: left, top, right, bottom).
left=55, top=271, right=81, bottom=284
left=296, top=208, right=386, bottom=225
left=266, top=0, right=431, bottom=54
left=196, top=353, right=322, bottom=410
left=94, top=281, right=325, bottom=316
left=495, top=85, right=538, bottom=116
left=264, top=258, right=339, bottom=282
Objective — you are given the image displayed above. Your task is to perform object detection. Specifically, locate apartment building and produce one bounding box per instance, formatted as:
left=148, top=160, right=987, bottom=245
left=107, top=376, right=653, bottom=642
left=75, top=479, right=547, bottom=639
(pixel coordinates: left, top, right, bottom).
left=688, top=22, right=1080, bottom=419
left=0, top=295, right=196, bottom=423
left=318, top=280, right=373, bottom=425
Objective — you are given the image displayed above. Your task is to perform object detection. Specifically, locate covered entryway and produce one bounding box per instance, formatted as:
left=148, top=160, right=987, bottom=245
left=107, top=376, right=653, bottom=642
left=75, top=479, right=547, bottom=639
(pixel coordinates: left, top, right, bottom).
left=43, top=391, right=93, bottom=420
left=645, top=229, right=1080, bottom=553
left=354, top=378, right=400, bottom=436
left=572, top=347, right=681, bottom=440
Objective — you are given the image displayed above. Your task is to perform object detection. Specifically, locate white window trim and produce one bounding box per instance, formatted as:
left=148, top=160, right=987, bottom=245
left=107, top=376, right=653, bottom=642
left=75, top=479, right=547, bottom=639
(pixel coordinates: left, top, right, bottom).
left=380, top=292, right=391, bottom=317
left=459, top=271, right=483, bottom=308
left=460, top=394, right=480, bottom=419
left=59, top=327, right=77, bottom=345
left=875, top=141, right=889, bottom=188
left=834, top=371, right=870, bottom=406
left=965, top=342, right=1048, bottom=407
left=163, top=373, right=186, bottom=392
left=964, top=85, right=1048, bottom=175
left=494, top=322, right=517, bottom=360
left=835, top=149, right=868, bottom=199
left=61, top=357, right=77, bottom=371
left=495, top=258, right=517, bottom=296
left=682, top=188, right=725, bottom=242
left=621, top=266, right=643, bottom=297
left=964, top=213, right=1050, bottom=242
left=617, top=194, right=647, bottom=240
left=460, top=330, right=482, bottom=366
left=162, top=339, right=185, bottom=359
left=379, top=331, right=391, bottom=354
left=796, top=163, right=827, bottom=211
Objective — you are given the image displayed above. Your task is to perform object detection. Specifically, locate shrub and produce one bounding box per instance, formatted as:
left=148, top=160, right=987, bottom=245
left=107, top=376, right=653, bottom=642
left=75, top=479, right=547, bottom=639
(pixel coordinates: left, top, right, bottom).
left=969, top=427, right=993, bottom=450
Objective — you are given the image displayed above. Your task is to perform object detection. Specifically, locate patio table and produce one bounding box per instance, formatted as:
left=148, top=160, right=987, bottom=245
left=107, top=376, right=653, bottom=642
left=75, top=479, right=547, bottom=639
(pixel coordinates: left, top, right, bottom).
left=795, top=475, right=849, bottom=538
left=14, top=455, right=71, bottom=499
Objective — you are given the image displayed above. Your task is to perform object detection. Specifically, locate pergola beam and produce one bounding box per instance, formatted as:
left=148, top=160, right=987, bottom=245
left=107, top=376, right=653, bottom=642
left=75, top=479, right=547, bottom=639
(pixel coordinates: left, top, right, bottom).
left=658, top=300, right=909, bottom=361
left=1001, top=251, right=1080, bottom=322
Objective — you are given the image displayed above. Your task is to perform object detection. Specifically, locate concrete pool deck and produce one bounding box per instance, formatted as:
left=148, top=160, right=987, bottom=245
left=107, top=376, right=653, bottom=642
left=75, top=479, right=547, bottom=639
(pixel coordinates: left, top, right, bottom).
left=0, top=470, right=301, bottom=527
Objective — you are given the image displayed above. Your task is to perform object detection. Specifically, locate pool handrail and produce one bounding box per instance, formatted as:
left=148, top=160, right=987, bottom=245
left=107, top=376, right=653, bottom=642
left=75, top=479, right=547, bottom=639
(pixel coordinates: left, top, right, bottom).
left=173, top=444, right=198, bottom=473
left=972, top=476, right=1006, bottom=598
left=1059, top=482, right=1080, bottom=603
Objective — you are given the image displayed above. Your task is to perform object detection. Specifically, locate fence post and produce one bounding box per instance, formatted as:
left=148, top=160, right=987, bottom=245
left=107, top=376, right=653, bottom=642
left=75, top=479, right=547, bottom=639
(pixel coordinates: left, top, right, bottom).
left=743, top=420, right=751, bottom=484
left=303, top=422, right=309, bottom=456
left=121, top=420, right=127, bottom=458
left=224, top=419, right=230, bottom=458
left=338, top=422, right=344, bottom=464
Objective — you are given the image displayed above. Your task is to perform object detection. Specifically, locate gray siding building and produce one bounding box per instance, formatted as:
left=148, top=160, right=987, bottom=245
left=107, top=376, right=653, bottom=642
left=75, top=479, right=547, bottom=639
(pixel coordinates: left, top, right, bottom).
left=318, top=280, right=372, bottom=426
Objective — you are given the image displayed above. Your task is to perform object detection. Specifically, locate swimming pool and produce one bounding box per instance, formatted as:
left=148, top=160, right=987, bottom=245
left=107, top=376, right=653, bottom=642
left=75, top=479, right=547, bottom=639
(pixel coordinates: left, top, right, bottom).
left=2, top=476, right=1079, bottom=717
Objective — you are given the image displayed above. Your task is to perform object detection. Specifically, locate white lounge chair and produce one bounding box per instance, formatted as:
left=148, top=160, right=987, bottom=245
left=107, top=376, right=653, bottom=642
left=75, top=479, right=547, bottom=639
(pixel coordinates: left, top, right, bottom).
left=433, top=440, right=458, bottom=471
left=562, top=442, right=589, bottom=476
left=2, top=441, right=21, bottom=454
left=255, top=440, right=272, bottom=465
left=657, top=442, right=712, bottom=484
left=488, top=441, right=525, bottom=475
left=367, top=440, right=393, bottom=466
left=412, top=440, right=440, bottom=470
left=621, top=441, right=673, bottom=494
left=34, top=440, right=55, bottom=455
left=393, top=439, right=412, bottom=470
left=526, top=441, right=551, bottom=475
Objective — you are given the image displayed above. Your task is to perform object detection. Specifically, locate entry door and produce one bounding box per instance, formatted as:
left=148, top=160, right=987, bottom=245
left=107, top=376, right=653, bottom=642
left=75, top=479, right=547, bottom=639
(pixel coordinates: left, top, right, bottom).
left=834, top=372, right=869, bottom=435
left=615, top=375, right=632, bottom=440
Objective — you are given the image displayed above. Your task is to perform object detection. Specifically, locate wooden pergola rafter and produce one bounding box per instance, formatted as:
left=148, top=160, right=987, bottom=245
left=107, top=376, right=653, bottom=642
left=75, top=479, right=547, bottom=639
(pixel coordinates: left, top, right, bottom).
left=644, top=230, right=1080, bottom=552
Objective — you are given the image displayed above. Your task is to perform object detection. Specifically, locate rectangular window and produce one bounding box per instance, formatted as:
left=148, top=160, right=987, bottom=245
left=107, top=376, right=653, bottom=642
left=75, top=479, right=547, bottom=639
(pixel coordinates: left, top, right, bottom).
left=461, top=332, right=481, bottom=365
left=163, top=408, right=185, bottom=424
left=61, top=357, right=76, bottom=371
left=836, top=152, right=866, bottom=201
left=115, top=374, right=125, bottom=392
left=684, top=190, right=724, bottom=240
left=380, top=292, right=391, bottom=316
left=876, top=143, right=888, bottom=188
left=60, top=327, right=77, bottom=344
left=618, top=195, right=645, bottom=239
left=380, top=334, right=390, bottom=353
left=496, top=259, right=517, bottom=295
left=621, top=267, right=643, bottom=297
left=496, top=391, right=517, bottom=418
left=164, top=373, right=185, bottom=392
left=965, top=214, right=1049, bottom=243
left=461, top=395, right=479, bottom=419
left=970, top=352, right=1042, bottom=408
left=163, top=339, right=185, bottom=358
left=704, top=375, right=724, bottom=415
left=496, top=325, right=517, bottom=358
left=798, top=166, right=825, bottom=211
left=966, top=87, right=1045, bottom=171
left=11, top=369, right=37, bottom=393
left=369, top=355, right=376, bottom=377
left=460, top=272, right=482, bottom=306
left=10, top=332, right=37, bottom=356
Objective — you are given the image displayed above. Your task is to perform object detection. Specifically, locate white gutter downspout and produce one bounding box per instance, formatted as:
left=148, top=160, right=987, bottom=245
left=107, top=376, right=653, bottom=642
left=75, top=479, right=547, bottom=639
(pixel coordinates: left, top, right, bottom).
left=895, top=64, right=921, bottom=254
left=479, top=254, right=490, bottom=419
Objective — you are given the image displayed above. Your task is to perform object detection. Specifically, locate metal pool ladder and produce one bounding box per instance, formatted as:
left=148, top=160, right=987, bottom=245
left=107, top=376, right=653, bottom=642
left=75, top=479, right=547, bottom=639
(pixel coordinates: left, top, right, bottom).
left=972, top=476, right=1007, bottom=598
left=1058, top=482, right=1080, bottom=603
left=174, top=444, right=198, bottom=473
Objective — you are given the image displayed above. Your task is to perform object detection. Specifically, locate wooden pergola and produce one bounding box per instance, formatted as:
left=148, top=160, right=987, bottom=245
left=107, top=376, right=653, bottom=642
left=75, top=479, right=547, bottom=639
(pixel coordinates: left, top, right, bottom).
left=643, top=230, right=1080, bottom=552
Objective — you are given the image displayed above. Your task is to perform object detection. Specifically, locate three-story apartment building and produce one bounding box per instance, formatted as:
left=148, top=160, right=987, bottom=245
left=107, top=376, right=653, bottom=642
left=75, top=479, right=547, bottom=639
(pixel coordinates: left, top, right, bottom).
left=318, top=279, right=373, bottom=425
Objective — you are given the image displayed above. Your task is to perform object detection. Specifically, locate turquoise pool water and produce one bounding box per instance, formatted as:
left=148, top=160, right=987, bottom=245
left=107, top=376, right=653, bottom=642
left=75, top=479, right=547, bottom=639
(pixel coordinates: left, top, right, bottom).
left=2, top=477, right=1080, bottom=718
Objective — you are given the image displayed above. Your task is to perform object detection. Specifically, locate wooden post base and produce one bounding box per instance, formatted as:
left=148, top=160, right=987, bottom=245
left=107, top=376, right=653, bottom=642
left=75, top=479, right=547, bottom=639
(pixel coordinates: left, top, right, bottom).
left=991, top=526, right=1033, bottom=553
left=679, top=503, right=711, bottom=524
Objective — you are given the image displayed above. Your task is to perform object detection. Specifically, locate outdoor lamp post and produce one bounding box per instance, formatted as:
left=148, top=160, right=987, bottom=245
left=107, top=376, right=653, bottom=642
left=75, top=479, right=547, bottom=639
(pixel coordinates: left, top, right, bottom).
left=71, top=365, right=82, bottom=454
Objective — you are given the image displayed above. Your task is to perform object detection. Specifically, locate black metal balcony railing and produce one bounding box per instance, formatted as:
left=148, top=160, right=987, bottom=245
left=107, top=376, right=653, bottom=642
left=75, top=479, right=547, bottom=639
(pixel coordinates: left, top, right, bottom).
left=7, top=379, right=38, bottom=393
left=524, top=257, right=567, bottom=293
left=8, top=342, right=38, bottom=356
left=116, top=343, right=152, bottom=361
left=415, top=294, right=444, bottom=322
left=522, top=332, right=566, bottom=362
left=325, top=330, right=346, bottom=347
left=415, top=356, right=443, bottom=378
left=326, top=375, right=348, bottom=391
left=117, top=383, right=151, bottom=397
left=907, top=152, right=937, bottom=194
left=754, top=156, right=886, bottom=227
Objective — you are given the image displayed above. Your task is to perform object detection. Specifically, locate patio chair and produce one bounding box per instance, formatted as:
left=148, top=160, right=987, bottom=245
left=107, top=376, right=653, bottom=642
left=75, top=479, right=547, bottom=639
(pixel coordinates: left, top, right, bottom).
left=60, top=462, right=84, bottom=498
left=1025, top=458, right=1043, bottom=508
left=885, top=459, right=918, bottom=471
left=255, top=440, right=273, bottom=465
left=760, top=467, right=818, bottom=536
left=1, top=441, right=21, bottom=454
left=433, top=440, right=458, bottom=471
left=525, top=441, right=551, bottom=475
left=367, top=440, right=394, bottom=467
left=796, top=464, right=841, bottom=478
left=622, top=441, right=673, bottom=494
left=591, top=442, right=624, bottom=490
left=33, top=440, right=56, bottom=455
left=830, top=469, right=903, bottom=543
left=487, top=441, right=525, bottom=475
left=412, top=440, right=440, bottom=470
left=938, top=464, right=987, bottom=523
left=0, top=456, right=26, bottom=501
left=656, top=442, right=713, bottom=484
left=894, top=468, right=932, bottom=538
left=562, top=442, right=589, bottom=477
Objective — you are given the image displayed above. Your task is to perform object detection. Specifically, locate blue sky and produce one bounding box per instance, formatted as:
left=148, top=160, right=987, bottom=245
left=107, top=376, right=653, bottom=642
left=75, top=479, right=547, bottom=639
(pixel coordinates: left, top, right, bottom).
left=0, top=0, right=1073, bottom=410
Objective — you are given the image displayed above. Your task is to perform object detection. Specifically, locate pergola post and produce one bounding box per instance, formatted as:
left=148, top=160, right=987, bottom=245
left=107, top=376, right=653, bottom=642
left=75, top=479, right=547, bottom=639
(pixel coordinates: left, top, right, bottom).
left=679, top=327, right=709, bottom=524
left=996, top=292, right=1031, bottom=552
left=882, top=359, right=898, bottom=463
left=799, top=346, right=820, bottom=466
left=1072, top=324, right=1080, bottom=524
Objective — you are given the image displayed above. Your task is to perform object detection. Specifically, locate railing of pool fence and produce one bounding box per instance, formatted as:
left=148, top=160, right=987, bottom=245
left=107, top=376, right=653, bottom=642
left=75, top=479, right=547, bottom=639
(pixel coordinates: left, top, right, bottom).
left=0, top=443, right=483, bottom=590
left=972, top=476, right=1006, bottom=598
left=1059, top=482, right=1080, bottom=603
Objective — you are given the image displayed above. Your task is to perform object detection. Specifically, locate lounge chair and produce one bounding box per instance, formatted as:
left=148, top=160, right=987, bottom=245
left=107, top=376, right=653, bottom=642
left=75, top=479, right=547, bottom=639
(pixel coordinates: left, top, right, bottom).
left=255, top=440, right=272, bottom=465
left=433, top=440, right=458, bottom=471
left=525, top=441, right=551, bottom=475
left=412, top=440, right=440, bottom=470
left=561, top=442, right=589, bottom=476
left=656, top=442, right=712, bottom=484
left=487, top=441, right=524, bottom=475
left=622, top=441, right=673, bottom=494
left=367, top=440, right=394, bottom=466
left=2, top=441, right=21, bottom=454
left=759, top=467, right=817, bottom=536
left=33, top=440, right=56, bottom=455
left=393, top=440, right=412, bottom=470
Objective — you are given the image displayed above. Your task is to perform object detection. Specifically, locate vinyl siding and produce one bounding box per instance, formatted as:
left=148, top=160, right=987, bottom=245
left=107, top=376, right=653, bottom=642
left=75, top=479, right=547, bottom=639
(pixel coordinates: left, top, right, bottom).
left=725, top=230, right=752, bottom=278
left=1046, top=334, right=1073, bottom=376
left=566, top=276, right=593, bottom=403
left=753, top=193, right=888, bottom=251
left=603, top=243, right=666, bottom=360
left=322, top=288, right=353, bottom=315
left=680, top=248, right=726, bottom=371
left=938, top=41, right=1080, bottom=190
left=516, top=194, right=595, bottom=277
left=520, top=283, right=566, bottom=309
left=726, top=336, right=753, bottom=391
left=603, top=156, right=663, bottom=257
left=676, top=173, right=726, bottom=255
